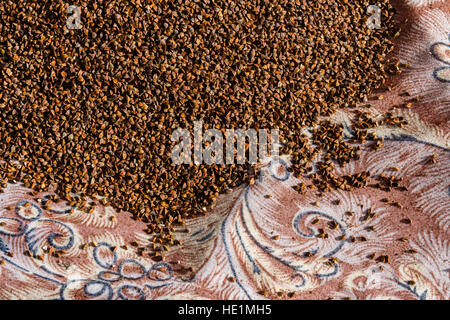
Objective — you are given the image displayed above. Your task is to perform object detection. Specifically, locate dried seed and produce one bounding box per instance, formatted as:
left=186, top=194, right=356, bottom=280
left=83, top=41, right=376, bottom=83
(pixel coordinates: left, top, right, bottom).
left=401, top=218, right=412, bottom=225
left=376, top=255, right=389, bottom=263
left=367, top=253, right=376, bottom=260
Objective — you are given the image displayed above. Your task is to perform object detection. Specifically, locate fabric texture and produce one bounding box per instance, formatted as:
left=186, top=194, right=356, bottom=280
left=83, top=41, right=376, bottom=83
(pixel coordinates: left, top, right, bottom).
left=0, top=0, right=449, bottom=300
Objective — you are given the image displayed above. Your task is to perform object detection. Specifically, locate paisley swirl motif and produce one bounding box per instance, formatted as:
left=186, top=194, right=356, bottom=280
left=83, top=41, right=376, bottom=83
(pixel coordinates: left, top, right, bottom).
left=0, top=236, right=10, bottom=253
left=119, top=259, right=147, bottom=280
left=430, top=36, right=450, bottom=83
left=223, top=158, right=346, bottom=295
left=98, top=271, right=122, bottom=283
left=61, top=237, right=175, bottom=299
left=292, top=211, right=346, bottom=257
left=25, top=219, right=75, bottom=256
left=0, top=141, right=448, bottom=299
left=148, top=262, right=173, bottom=282
left=84, top=280, right=114, bottom=299
left=268, top=159, right=290, bottom=182
left=117, top=285, right=146, bottom=300
left=395, top=8, right=450, bottom=103
left=0, top=217, right=28, bottom=237
left=0, top=186, right=185, bottom=300
left=41, top=194, right=75, bottom=215
left=394, top=232, right=450, bottom=300
left=61, top=279, right=113, bottom=300
left=314, top=261, right=339, bottom=278
left=93, top=242, right=117, bottom=269
left=331, top=267, right=411, bottom=300
left=15, top=201, right=42, bottom=221
left=59, top=253, right=175, bottom=299
left=431, top=38, right=450, bottom=65
left=395, top=269, right=429, bottom=300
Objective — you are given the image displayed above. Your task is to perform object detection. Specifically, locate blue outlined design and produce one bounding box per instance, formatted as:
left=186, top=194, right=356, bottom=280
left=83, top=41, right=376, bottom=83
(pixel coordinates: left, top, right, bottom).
left=191, top=228, right=205, bottom=237
left=24, top=219, right=75, bottom=257
left=292, top=211, right=347, bottom=258
left=41, top=194, right=75, bottom=215
left=430, top=36, right=450, bottom=83
left=60, top=279, right=113, bottom=300
left=40, top=265, right=65, bottom=279
left=0, top=237, right=10, bottom=252
left=314, top=262, right=339, bottom=278
left=15, top=201, right=42, bottom=221
left=196, top=228, right=216, bottom=242
left=0, top=217, right=28, bottom=237
left=433, top=66, right=450, bottom=83
left=148, top=262, right=173, bottom=281
left=430, top=36, right=450, bottom=64
left=241, top=187, right=308, bottom=286
left=118, top=259, right=147, bottom=280
left=234, top=221, right=261, bottom=274
left=84, top=280, right=114, bottom=299
left=395, top=278, right=428, bottom=300
left=1, top=197, right=180, bottom=300
left=93, top=242, right=117, bottom=269
left=98, top=271, right=122, bottom=283
left=33, top=272, right=64, bottom=286
left=117, top=284, right=146, bottom=300
left=2, top=256, right=30, bottom=272
left=221, top=214, right=253, bottom=300
left=291, top=273, right=306, bottom=288
left=268, top=159, right=290, bottom=181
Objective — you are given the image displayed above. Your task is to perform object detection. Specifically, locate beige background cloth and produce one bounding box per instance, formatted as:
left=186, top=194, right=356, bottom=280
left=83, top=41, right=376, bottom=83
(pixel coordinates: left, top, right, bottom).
left=0, top=0, right=448, bottom=299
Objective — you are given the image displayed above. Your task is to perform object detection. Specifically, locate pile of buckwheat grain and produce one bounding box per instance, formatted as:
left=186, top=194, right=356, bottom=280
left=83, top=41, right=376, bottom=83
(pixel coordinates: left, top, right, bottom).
left=0, top=0, right=402, bottom=252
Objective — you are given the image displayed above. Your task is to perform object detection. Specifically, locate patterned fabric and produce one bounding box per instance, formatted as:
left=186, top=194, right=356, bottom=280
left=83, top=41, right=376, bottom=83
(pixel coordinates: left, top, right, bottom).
left=0, top=1, right=448, bottom=300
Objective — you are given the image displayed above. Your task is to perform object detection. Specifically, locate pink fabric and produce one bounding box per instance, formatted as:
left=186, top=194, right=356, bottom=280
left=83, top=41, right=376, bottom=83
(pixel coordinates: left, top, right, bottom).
left=0, top=0, right=448, bottom=300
